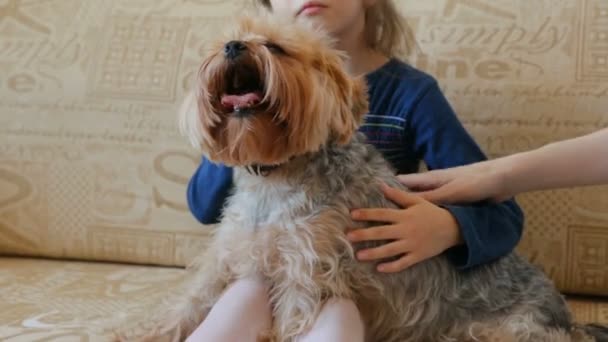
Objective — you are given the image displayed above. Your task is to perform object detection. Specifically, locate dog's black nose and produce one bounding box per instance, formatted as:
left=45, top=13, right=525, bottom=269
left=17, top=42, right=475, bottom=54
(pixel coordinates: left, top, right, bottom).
left=224, top=40, right=247, bottom=60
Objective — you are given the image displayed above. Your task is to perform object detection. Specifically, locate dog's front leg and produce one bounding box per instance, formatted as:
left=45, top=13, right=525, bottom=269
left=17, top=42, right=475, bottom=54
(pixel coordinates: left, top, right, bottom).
left=270, top=277, right=325, bottom=341
left=264, top=210, right=360, bottom=341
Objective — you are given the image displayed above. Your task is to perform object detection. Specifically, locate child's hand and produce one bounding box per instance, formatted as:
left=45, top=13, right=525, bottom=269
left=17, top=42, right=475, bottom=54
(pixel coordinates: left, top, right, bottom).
left=397, top=162, right=509, bottom=204
left=347, top=183, right=463, bottom=273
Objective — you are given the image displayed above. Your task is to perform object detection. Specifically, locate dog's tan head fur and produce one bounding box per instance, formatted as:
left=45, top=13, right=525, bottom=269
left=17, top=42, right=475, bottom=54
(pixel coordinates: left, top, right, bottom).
left=180, top=16, right=368, bottom=167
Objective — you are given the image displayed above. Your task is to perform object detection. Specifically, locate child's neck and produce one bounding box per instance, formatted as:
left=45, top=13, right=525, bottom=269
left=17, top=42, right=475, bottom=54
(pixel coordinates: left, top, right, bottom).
left=336, top=32, right=389, bottom=77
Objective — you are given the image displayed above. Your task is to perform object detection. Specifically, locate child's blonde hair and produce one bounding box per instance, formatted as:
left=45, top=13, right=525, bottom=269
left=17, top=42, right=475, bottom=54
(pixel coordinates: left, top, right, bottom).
left=253, top=0, right=413, bottom=57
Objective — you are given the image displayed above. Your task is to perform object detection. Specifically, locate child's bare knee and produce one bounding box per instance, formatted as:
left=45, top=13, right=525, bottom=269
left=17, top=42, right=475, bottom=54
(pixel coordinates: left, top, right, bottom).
left=323, top=298, right=361, bottom=318
left=231, top=277, right=270, bottom=301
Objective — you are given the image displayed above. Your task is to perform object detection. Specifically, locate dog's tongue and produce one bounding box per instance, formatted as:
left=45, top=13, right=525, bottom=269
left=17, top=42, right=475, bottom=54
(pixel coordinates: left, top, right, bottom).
left=221, top=92, right=263, bottom=109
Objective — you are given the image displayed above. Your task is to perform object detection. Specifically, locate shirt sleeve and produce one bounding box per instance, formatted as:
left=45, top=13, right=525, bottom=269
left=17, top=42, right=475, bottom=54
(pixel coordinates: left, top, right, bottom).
left=186, top=157, right=233, bottom=225
left=407, top=79, right=524, bottom=270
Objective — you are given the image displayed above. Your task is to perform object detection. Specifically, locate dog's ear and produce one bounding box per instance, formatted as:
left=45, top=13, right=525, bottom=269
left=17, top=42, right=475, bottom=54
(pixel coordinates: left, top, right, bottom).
left=316, top=48, right=369, bottom=145
left=334, top=77, right=369, bottom=144
left=178, top=90, right=204, bottom=148
left=329, top=72, right=369, bottom=145
left=350, top=77, right=369, bottom=126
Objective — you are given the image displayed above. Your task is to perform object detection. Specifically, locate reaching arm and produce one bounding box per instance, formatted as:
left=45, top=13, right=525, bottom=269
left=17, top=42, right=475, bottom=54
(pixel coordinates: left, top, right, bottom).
left=399, top=128, right=608, bottom=204
left=502, top=128, right=608, bottom=194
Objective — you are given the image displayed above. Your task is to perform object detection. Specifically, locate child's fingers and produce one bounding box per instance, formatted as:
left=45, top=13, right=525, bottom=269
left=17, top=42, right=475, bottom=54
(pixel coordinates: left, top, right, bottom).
left=415, top=187, right=457, bottom=204
left=351, top=208, right=402, bottom=223
left=355, top=240, right=408, bottom=261
left=380, top=183, right=425, bottom=208
left=397, top=173, right=443, bottom=191
left=377, top=254, right=419, bottom=273
left=346, top=225, right=400, bottom=242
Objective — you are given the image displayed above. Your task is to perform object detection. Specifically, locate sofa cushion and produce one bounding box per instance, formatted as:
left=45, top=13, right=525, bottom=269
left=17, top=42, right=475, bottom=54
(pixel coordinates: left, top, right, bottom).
left=0, top=257, right=607, bottom=342
left=0, top=0, right=606, bottom=294
left=0, top=257, right=185, bottom=341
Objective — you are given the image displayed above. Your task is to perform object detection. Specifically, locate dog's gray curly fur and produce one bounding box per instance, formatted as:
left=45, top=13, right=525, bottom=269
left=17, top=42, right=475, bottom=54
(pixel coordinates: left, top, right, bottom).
left=131, top=132, right=607, bottom=342
left=237, top=132, right=574, bottom=341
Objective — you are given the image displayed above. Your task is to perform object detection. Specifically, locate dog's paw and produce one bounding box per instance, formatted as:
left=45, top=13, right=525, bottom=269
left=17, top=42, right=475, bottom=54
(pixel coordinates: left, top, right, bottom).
left=257, top=329, right=278, bottom=342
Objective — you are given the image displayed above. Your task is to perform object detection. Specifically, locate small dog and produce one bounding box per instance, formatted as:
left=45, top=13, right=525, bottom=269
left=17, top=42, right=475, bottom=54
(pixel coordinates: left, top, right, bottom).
left=121, top=16, right=608, bottom=342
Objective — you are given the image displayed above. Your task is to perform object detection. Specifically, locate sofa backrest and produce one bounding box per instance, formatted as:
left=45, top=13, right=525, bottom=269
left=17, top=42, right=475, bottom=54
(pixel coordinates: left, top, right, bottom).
left=402, top=0, right=608, bottom=296
left=0, top=0, right=606, bottom=296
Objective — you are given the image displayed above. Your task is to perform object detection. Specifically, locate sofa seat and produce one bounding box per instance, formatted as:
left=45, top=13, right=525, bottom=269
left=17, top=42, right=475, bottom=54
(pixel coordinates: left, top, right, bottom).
left=0, top=257, right=186, bottom=342
left=1, top=257, right=607, bottom=342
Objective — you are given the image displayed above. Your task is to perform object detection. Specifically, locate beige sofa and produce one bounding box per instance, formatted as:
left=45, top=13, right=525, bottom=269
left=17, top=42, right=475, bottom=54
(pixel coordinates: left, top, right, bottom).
left=1, top=0, right=607, bottom=340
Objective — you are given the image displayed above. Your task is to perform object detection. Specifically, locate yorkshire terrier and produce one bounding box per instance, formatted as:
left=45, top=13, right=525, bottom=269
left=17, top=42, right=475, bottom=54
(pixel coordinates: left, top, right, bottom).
left=119, top=16, right=608, bottom=342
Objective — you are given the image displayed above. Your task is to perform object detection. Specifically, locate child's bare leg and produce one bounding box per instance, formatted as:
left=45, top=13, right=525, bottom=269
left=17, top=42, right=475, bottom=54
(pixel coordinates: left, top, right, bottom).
left=296, top=298, right=365, bottom=342
left=186, top=277, right=272, bottom=342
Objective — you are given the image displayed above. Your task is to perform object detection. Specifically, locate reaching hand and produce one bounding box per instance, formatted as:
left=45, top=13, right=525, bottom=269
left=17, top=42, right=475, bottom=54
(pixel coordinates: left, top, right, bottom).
left=397, top=162, right=510, bottom=205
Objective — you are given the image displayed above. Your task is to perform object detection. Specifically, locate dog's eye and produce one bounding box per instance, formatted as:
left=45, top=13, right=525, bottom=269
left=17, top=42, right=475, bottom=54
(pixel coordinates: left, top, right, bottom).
left=264, top=42, right=286, bottom=55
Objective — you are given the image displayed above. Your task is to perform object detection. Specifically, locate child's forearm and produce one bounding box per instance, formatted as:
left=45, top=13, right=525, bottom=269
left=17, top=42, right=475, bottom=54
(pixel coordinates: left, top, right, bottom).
left=497, top=128, right=608, bottom=195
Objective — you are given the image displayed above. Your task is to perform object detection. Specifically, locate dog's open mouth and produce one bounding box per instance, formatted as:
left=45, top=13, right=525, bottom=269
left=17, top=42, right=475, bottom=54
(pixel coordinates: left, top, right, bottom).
left=220, top=64, right=264, bottom=116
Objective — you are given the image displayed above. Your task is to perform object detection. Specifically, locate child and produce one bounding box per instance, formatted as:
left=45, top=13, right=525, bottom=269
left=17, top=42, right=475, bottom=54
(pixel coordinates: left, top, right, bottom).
left=185, top=1, right=524, bottom=341
left=399, top=128, right=608, bottom=204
